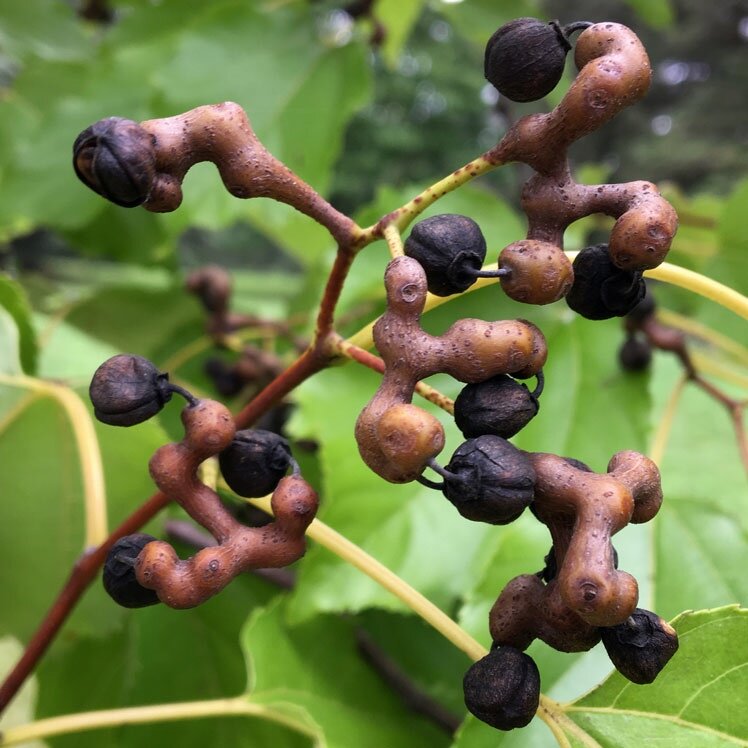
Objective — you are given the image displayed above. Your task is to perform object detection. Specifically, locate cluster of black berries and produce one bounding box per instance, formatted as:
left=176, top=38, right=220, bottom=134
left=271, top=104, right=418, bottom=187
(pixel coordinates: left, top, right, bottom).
left=91, top=354, right=300, bottom=608
left=404, top=214, right=650, bottom=323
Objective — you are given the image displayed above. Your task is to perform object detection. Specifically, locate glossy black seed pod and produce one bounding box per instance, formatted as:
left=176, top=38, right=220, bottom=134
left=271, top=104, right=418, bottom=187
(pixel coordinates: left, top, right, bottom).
left=219, top=429, right=292, bottom=498
left=484, top=18, right=570, bottom=102
left=103, top=533, right=160, bottom=608
left=463, top=646, right=541, bottom=730
left=442, top=435, right=535, bottom=524
left=73, top=117, right=156, bottom=207
left=618, top=336, right=653, bottom=371
left=601, top=608, right=679, bottom=684
left=566, top=244, right=646, bottom=320
left=454, top=374, right=539, bottom=439
left=89, top=354, right=172, bottom=427
left=403, top=214, right=487, bottom=296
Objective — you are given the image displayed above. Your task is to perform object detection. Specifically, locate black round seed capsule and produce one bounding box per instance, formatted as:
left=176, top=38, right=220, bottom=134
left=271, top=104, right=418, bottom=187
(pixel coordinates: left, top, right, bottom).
left=103, top=533, right=160, bottom=608
left=454, top=374, right=540, bottom=439
left=601, top=608, right=679, bottom=684
left=441, top=435, right=535, bottom=524
left=566, top=244, right=646, bottom=320
left=89, top=354, right=173, bottom=427
left=404, top=214, right=487, bottom=296
left=73, top=117, right=156, bottom=207
left=219, top=429, right=292, bottom=498
left=463, top=645, right=540, bottom=730
left=618, top=336, right=652, bottom=371
left=484, top=18, right=571, bottom=102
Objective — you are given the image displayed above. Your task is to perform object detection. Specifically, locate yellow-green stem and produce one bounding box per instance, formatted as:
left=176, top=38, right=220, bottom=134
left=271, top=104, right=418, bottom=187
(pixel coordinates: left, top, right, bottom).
left=657, top=309, right=748, bottom=367
left=383, top=223, right=405, bottom=258
left=0, top=373, right=107, bottom=546
left=345, top=257, right=748, bottom=352
left=247, top=493, right=487, bottom=661
left=649, top=373, right=688, bottom=465
left=0, top=697, right=318, bottom=746
left=357, top=155, right=500, bottom=244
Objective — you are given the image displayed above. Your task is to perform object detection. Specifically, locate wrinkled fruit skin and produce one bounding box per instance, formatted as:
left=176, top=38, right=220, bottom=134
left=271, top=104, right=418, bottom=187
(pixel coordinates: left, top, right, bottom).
left=73, top=117, right=156, bottom=207
left=566, top=244, right=646, bottom=320
left=484, top=18, right=570, bottom=102
left=442, top=435, right=535, bottom=524
left=89, top=354, right=172, bottom=427
left=463, top=646, right=541, bottom=730
left=454, top=374, right=539, bottom=439
left=618, top=337, right=652, bottom=371
left=601, top=608, right=679, bottom=684
left=219, top=429, right=292, bottom=498
left=404, top=214, right=487, bottom=296
left=103, top=533, right=161, bottom=608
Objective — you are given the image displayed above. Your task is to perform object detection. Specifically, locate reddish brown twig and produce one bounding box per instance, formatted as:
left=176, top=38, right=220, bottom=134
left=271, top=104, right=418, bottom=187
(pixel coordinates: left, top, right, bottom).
left=627, top=308, right=748, bottom=478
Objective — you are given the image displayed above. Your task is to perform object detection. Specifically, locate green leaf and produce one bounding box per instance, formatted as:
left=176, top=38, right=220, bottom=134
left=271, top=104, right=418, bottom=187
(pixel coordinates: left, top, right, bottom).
left=36, top=576, right=294, bottom=748
left=286, top=364, right=492, bottom=623
left=242, top=599, right=449, bottom=748
left=623, top=0, right=675, bottom=28
left=377, top=0, right=425, bottom=67
left=0, top=0, right=89, bottom=64
left=565, top=606, right=748, bottom=746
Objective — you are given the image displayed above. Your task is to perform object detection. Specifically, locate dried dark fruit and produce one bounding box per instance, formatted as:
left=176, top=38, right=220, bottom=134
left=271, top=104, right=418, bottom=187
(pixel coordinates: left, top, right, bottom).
left=484, top=19, right=588, bottom=102
left=625, top=284, right=657, bottom=326
left=89, top=354, right=173, bottom=427
left=618, top=336, right=652, bottom=371
left=73, top=117, right=156, bottom=207
left=601, top=608, right=679, bottom=684
left=463, top=646, right=540, bottom=730
left=442, top=435, right=535, bottom=524
left=204, top=358, right=244, bottom=398
left=453, top=373, right=542, bottom=439
left=103, top=533, right=160, bottom=608
left=566, top=244, right=646, bottom=320
left=403, top=214, right=487, bottom=296
left=219, top=429, right=292, bottom=498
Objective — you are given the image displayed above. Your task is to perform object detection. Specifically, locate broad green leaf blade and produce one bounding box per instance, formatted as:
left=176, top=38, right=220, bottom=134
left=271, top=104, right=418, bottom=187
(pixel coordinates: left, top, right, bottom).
left=242, top=599, right=449, bottom=748
left=565, top=607, right=748, bottom=747
left=35, top=577, right=298, bottom=748
left=0, top=0, right=89, bottom=64
left=0, top=275, right=37, bottom=374
left=624, top=0, right=675, bottom=28
left=377, top=0, right=425, bottom=67
left=286, top=364, right=492, bottom=623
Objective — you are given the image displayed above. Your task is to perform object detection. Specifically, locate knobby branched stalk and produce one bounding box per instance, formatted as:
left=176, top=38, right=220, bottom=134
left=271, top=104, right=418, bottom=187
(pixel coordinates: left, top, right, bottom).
left=5, top=20, right=748, bottom=743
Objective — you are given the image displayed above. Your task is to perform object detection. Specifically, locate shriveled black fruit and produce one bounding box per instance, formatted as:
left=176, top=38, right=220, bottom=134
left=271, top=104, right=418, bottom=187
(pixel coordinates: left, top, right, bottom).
left=484, top=18, right=588, bottom=102
left=404, top=214, right=487, bottom=296
left=463, top=646, right=540, bottom=730
left=566, top=244, right=646, bottom=320
left=73, top=117, right=156, bottom=207
left=205, top=358, right=244, bottom=398
left=454, top=374, right=540, bottom=439
left=90, top=354, right=173, bottom=427
left=539, top=544, right=618, bottom=583
left=219, top=429, right=292, bottom=498
left=625, top=284, right=657, bottom=325
left=618, top=336, right=652, bottom=371
left=601, top=608, right=679, bottom=684
left=103, top=533, right=160, bottom=608
left=442, top=435, right=535, bottom=524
